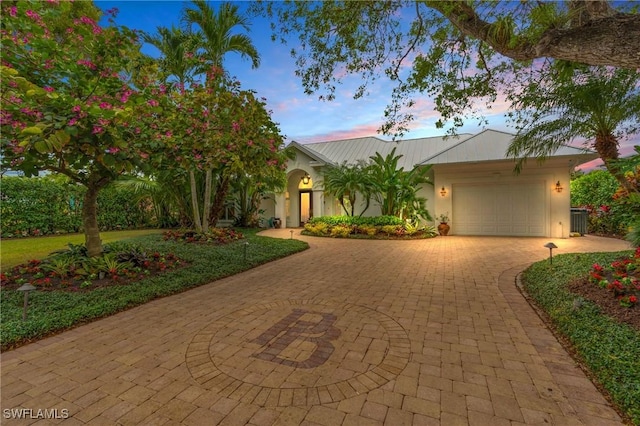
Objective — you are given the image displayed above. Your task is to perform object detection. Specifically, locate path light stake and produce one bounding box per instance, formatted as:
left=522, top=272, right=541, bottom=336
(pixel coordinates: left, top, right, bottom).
left=244, top=241, right=249, bottom=262
left=544, top=242, right=558, bottom=265
left=290, top=230, right=294, bottom=240
left=17, top=283, right=36, bottom=321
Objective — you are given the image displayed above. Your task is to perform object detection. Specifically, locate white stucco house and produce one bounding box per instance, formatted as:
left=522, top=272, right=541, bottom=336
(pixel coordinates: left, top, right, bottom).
left=259, top=129, right=596, bottom=238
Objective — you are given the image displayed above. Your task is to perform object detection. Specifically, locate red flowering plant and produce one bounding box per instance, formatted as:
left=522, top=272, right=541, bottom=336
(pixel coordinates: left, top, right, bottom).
left=1, top=1, right=167, bottom=257
left=588, top=247, right=640, bottom=307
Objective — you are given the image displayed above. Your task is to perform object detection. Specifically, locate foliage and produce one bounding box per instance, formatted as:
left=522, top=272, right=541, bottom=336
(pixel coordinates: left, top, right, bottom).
left=521, top=252, right=640, bottom=424
left=257, top=2, right=640, bottom=137
left=322, top=161, right=371, bottom=216
left=570, top=156, right=640, bottom=239
left=588, top=248, right=640, bottom=308
left=303, top=216, right=438, bottom=239
left=307, top=215, right=404, bottom=227
left=571, top=170, right=620, bottom=207
left=162, top=228, right=244, bottom=245
left=154, top=70, right=289, bottom=232
left=436, top=212, right=450, bottom=223
left=1, top=241, right=183, bottom=291
left=0, top=230, right=309, bottom=350
left=507, top=66, right=640, bottom=192
left=0, top=176, right=155, bottom=237
left=367, top=148, right=433, bottom=221
left=1, top=1, right=164, bottom=256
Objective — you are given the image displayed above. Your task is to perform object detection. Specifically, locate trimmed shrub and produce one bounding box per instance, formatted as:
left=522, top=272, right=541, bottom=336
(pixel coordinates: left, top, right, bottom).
left=0, top=176, right=154, bottom=237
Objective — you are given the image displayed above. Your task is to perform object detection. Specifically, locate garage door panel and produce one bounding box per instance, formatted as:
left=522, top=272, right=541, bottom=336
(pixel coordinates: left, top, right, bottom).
left=452, top=182, right=547, bottom=236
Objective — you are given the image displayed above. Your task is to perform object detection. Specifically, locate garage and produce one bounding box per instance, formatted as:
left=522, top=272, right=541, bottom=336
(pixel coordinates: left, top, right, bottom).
left=452, top=181, right=547, bottom=236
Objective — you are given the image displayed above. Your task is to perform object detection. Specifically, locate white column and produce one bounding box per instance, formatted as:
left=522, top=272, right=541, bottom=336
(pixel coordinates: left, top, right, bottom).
left=275, top=192, right=287, bottom=228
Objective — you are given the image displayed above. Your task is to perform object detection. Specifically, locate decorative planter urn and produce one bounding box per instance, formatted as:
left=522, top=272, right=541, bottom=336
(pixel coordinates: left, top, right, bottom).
left=438, top=222, right=450, bottom=236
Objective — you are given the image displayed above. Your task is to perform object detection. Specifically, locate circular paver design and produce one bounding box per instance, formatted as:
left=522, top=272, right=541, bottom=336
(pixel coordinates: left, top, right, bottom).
left=186, top=300, right=410, bottom=406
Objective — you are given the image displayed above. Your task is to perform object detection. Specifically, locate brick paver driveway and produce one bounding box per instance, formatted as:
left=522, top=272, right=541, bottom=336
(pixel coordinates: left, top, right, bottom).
left=1, top=231, right=632, bottom=425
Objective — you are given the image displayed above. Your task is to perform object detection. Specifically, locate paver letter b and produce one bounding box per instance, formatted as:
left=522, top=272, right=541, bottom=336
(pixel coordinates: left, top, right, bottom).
left=251, top=309, right=340, bottom=368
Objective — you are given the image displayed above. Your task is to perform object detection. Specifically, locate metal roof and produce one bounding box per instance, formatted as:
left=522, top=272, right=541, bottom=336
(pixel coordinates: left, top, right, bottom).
left=294, top=129, right=596, bottom=169
left=418, top=129, right=595, bottom=165
left=299, top=134, right=473, bottom=169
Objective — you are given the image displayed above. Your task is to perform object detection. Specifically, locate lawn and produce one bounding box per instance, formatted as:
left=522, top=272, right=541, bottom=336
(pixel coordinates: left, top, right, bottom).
left=521, top=251, right=640, bottom=425
left=0, top=229, right=308, bottom=350
left=0, top=230, right=164, bottom=271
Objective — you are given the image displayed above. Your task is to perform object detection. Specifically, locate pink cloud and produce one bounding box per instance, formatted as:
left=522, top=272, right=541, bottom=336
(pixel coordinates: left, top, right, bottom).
left=296, top=122, right=385, bottom=144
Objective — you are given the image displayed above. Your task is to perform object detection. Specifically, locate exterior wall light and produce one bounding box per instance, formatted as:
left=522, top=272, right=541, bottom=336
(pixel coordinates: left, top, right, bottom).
left=555, top=181, right=563, bottom=193
left=440, top=186, right=447, bottom=197
left=301, top=173, right=311, bottom=185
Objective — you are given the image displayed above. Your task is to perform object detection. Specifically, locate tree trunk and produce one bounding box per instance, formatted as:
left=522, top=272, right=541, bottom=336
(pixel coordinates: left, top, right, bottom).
left=594, top=134, right=639, bottom=196
left=82, top=184, right=103, bottom=257
left=189, top=170, right=202, bottom=233
left=209, top=175, right=230, bottom=228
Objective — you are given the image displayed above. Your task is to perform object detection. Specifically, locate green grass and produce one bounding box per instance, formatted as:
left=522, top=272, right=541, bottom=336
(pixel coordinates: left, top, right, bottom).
left=0, top=229, right=308, bottom=350
left=1, top=230, right=163, bottom=271
left=521, top=251, right=640, bottom=425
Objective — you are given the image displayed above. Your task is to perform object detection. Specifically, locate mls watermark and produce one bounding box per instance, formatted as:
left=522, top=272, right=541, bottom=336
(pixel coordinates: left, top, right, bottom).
left=3, top=408, right=69, bottom=420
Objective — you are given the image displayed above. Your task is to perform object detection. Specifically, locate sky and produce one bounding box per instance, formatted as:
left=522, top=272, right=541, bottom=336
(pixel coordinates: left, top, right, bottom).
left=95, top=1, right=637, bottom=170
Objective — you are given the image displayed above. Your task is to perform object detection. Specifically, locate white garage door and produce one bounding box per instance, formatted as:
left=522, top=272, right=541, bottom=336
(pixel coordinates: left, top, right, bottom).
left=452, top=182, right=547, bottom=236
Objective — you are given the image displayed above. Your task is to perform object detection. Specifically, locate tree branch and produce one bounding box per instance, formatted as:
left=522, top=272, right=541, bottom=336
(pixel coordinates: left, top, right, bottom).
left=425, top=1, right=640, bottom=69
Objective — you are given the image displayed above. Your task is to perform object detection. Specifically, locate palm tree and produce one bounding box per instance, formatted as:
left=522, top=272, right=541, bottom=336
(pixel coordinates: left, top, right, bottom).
left=181, top=0, right=262, bottom=231
left=507, top=67, right=640, bottom=197
left=322, top=161, right=371, bottom=216
left=183, top=0, right=260, bottom=72
left=142, top=25, right=200, bottom=86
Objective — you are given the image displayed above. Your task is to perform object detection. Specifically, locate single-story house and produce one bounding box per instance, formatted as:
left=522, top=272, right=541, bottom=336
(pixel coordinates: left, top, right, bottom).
left=260, top=129, right=596, bottom=238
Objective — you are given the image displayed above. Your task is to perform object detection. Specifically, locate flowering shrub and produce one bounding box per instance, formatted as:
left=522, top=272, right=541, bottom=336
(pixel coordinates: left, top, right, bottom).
left=588, top=247, right=640, bottom=307
left=162, top=228, right=244, bottom=245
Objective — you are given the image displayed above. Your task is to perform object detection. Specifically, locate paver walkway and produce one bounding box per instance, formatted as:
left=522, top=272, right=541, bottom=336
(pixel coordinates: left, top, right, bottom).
left=1, top=231, right=632, bottom=425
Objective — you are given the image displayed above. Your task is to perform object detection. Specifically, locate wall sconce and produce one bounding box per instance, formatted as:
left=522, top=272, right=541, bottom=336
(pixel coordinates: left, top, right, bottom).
left=440, top=186, right=447, bottom=197
left=301, top=173, right=310, bottom=185
left=554, top=181, right=563, bottom=193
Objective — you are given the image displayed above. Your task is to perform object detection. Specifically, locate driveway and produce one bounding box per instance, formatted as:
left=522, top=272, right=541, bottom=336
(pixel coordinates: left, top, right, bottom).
left=1, top=231, right=632, bottom=425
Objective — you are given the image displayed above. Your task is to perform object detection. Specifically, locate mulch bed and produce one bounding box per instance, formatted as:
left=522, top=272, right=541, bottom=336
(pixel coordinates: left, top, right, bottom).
left=568, top=275, right=640, bottom=331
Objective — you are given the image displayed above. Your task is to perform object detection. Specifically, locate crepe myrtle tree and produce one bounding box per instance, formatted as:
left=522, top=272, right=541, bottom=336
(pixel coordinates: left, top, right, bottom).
left=0, top=1, right=166, bottom=257
left=156, top=69, right=289, bottom=232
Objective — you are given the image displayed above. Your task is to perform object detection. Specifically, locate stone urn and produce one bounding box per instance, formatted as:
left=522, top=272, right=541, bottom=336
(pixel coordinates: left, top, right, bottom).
left=438, top=222, right=450, bottom=236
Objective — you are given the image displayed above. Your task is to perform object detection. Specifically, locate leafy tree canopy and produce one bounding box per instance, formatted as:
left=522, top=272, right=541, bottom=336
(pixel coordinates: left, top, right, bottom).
left=257, top=1, right=640, bottom=137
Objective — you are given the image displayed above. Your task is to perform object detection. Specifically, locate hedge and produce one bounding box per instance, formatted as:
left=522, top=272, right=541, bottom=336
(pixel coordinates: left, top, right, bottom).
left=0, top=177, right=154, bottom=237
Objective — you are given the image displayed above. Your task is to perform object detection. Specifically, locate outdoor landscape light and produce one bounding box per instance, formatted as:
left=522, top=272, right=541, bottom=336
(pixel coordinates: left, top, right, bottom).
left=555, top=181, right=563, bottom=193
left=440, top=186, right=447, bottom=197
left=17, top=282, right=36, bottom=321
left=544, top=242, right=558, bottom=264
left=301, top=173, right=311, bottom=185
left=290, top=230, right=294, bottom=239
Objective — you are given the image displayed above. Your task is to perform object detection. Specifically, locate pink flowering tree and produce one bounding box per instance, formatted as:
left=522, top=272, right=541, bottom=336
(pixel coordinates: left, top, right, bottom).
left=1, top=1, right=163, bottom=256
left=158, top=70, right=289, bottom=232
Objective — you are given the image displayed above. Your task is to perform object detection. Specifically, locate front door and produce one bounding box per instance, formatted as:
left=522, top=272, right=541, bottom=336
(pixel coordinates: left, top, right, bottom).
left=299, top=190, right=313, bottom=225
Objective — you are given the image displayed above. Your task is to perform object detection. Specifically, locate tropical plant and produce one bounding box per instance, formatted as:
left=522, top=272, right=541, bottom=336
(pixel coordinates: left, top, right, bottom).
left=183, top=0, right=260, bottom=72
left=507, top=66, right=640, bottom=197
left=322, top=161, right=371, bottom=216
left=367, top=148, right=433, bottom=220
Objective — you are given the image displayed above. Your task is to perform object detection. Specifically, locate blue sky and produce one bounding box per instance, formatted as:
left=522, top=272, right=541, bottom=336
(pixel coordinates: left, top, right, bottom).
left=95, top=1, right=636, bottom=170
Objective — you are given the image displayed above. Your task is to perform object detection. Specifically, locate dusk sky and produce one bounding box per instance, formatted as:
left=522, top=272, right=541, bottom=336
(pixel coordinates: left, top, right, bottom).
left=96, top=1, right=637, bottom=170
